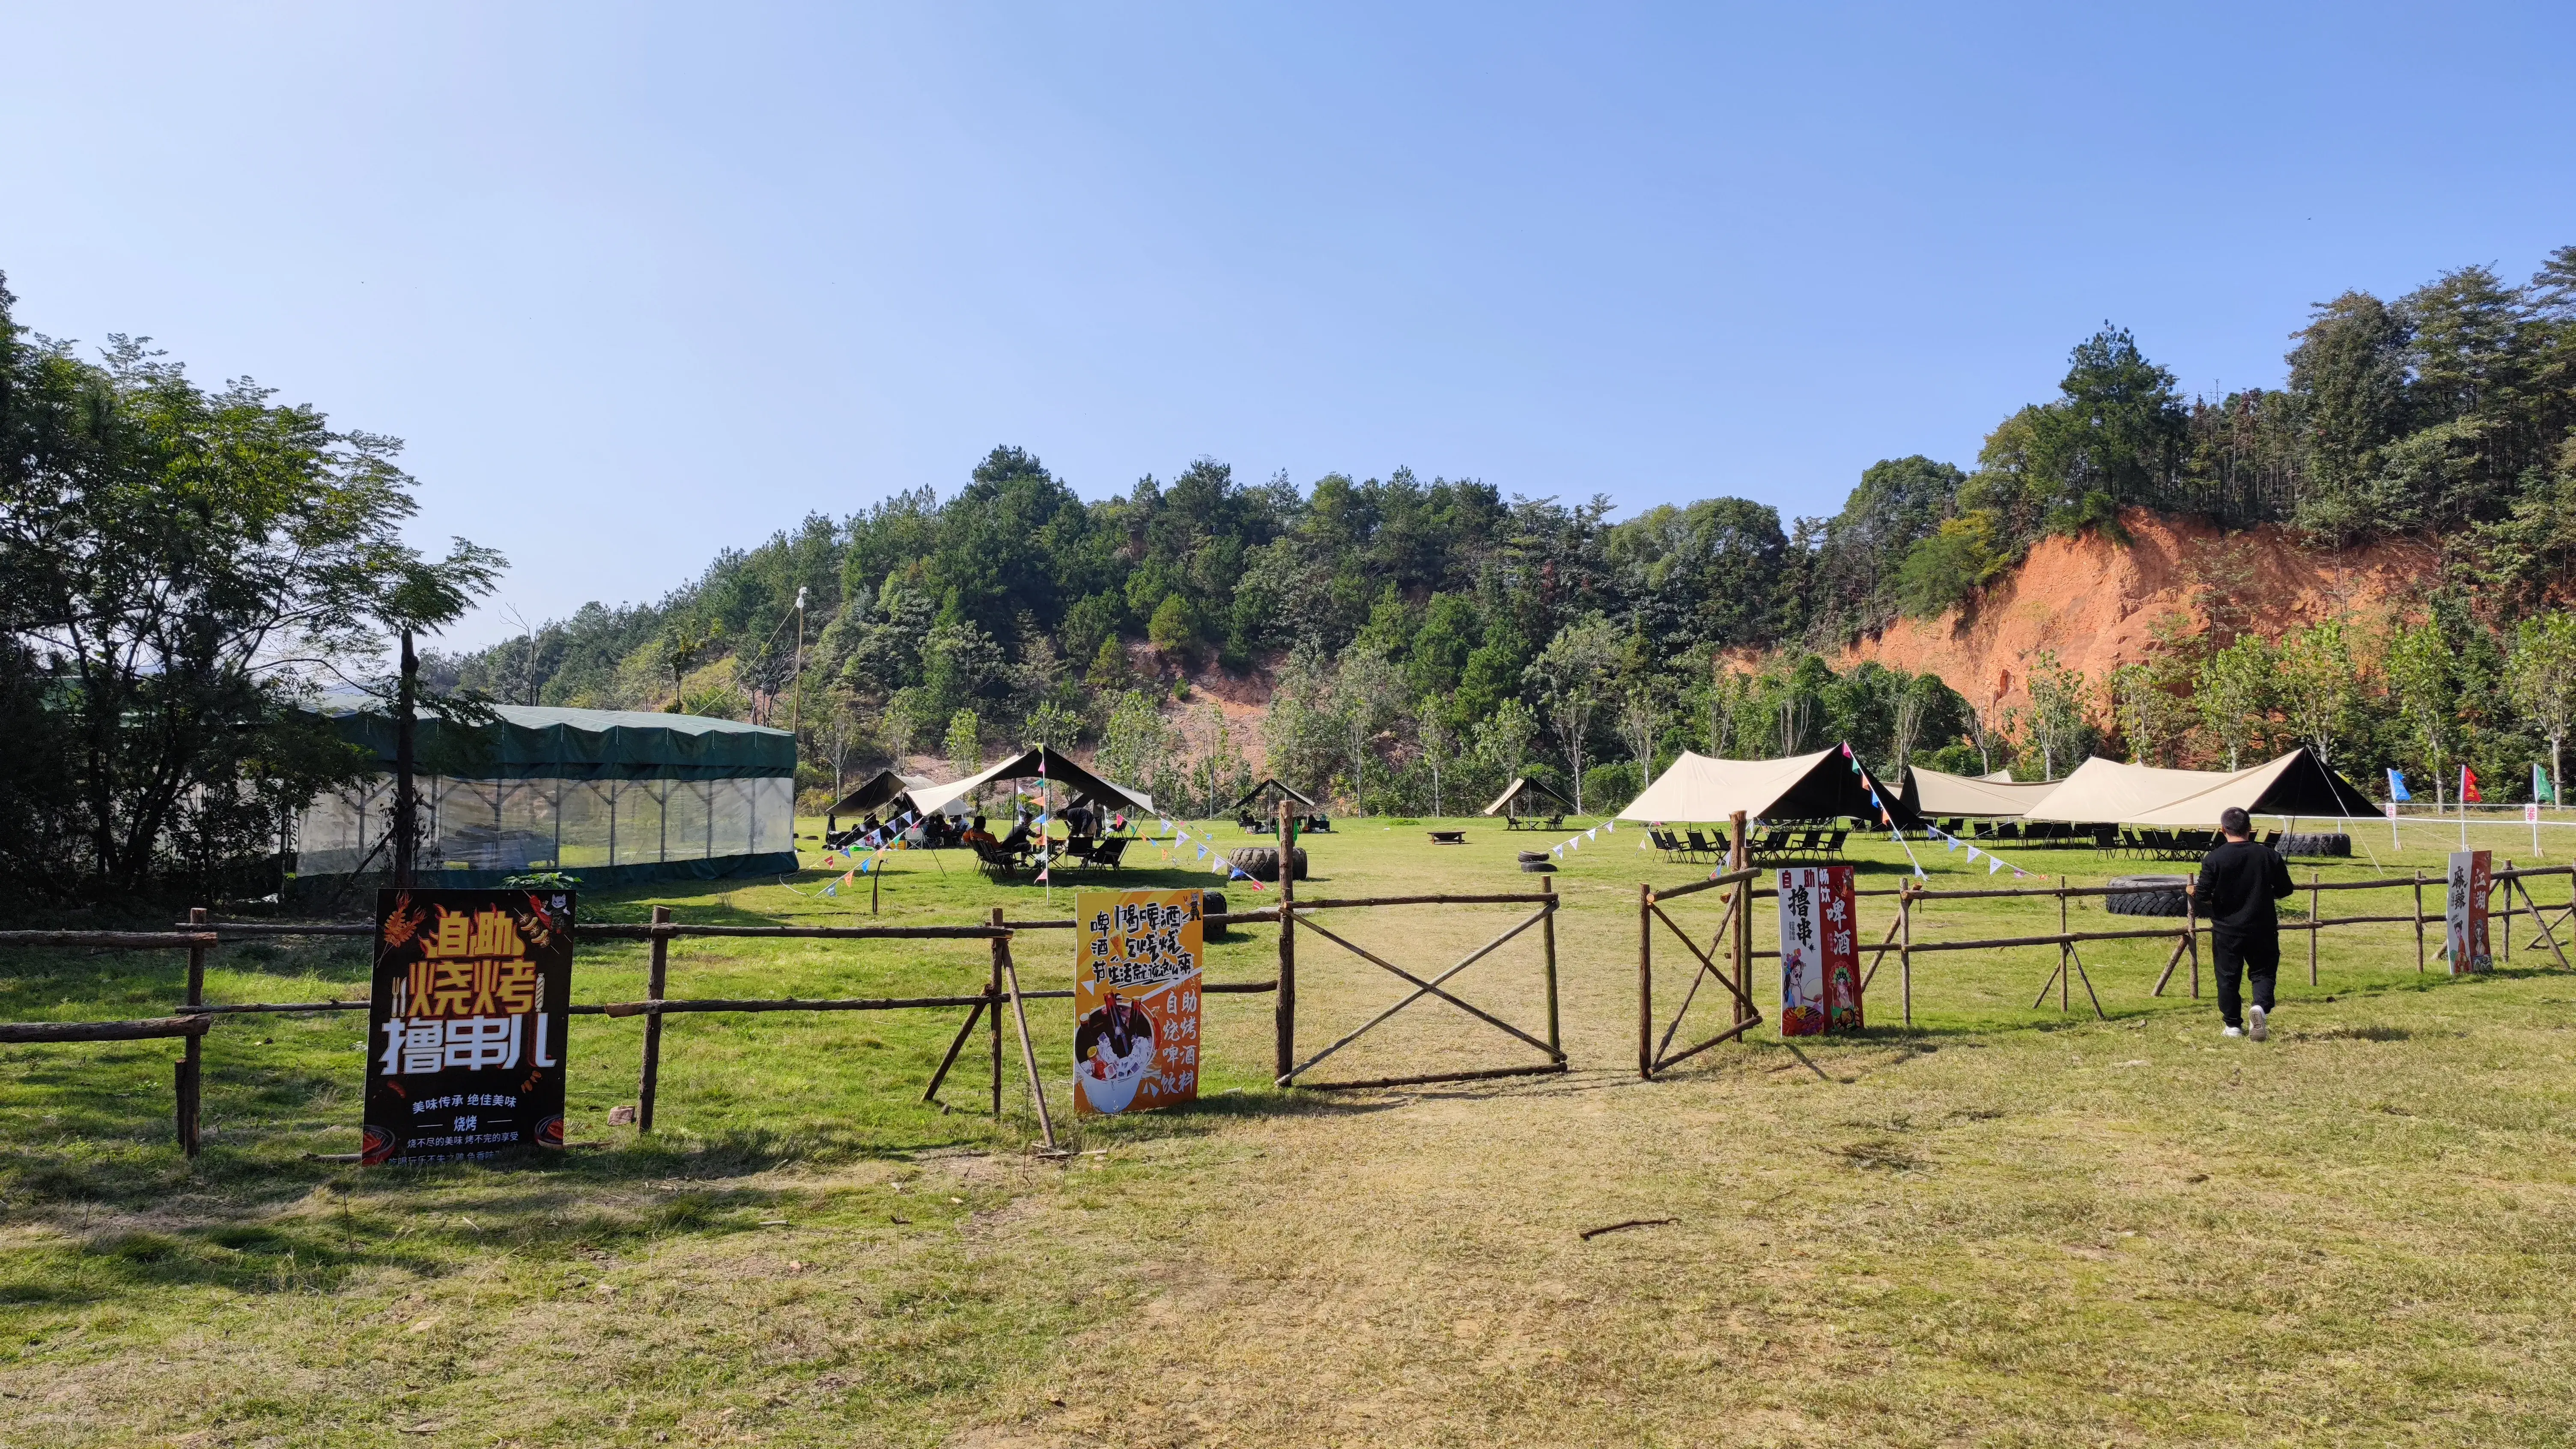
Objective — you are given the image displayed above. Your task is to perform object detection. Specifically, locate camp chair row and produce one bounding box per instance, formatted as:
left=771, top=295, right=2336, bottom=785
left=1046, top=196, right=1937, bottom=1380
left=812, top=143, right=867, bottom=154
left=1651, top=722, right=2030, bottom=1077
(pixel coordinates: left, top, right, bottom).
left=1504, top=813, right=1567, bottom=832
left=2102, top=827, right=2280, bottom=861
left=1651, top=826, right=1848, bottom=865
left=1932, top=819, right=2118, bottom=848
left=970, top=835, right=1131, bottom=881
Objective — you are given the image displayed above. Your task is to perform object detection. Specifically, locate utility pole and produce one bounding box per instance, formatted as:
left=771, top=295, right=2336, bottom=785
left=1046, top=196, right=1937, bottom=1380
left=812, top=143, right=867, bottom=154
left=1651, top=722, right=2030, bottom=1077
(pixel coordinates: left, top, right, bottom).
left=788, top=586, right=807, bottom=736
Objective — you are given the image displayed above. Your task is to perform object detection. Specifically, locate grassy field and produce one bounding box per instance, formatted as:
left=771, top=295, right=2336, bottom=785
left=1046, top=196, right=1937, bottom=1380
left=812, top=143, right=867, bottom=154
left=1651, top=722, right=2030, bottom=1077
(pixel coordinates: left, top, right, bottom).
left=6, top=811, right=2576, bottom=1446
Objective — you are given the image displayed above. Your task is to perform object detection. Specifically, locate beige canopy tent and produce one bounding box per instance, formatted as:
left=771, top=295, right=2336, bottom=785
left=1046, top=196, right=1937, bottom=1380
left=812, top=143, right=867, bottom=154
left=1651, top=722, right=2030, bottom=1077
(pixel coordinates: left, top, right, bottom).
left=909, top=746, right=1156, bottom=820
left=1482, top=776, right=1574, bottom=819
left=1615, top=746, right=1887, bottom=824
left=2018, top=747, right=2377, bottom=826
left=1898, top=766, right=2062, bottom=821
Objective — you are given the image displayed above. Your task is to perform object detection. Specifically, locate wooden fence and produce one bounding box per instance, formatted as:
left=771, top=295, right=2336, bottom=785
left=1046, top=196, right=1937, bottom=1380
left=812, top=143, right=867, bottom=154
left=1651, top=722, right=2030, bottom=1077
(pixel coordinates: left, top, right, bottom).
left=0, top=903, right=1283, bottom=1157
left=1640, top=836, right=2576, bottom=1077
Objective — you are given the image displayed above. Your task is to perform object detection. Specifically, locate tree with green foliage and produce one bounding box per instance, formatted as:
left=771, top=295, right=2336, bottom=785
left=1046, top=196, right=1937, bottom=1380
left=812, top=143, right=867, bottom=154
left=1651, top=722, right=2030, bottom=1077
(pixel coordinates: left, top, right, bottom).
left=2273, top=621, right=2360, bottom=766
left=2508, top=611, right=2576, bottom=802
left=943, top=709, right=982, bottom=778
left=2194, top=635, right=2275, bottom=772
left=2020, top=651, right=2093, bottom=781
left=2384, top=620, right=2456, bottom=809
left=1472, top=697, right=1540, bottom=791
left=1417, top=707, right=1457, bottom=817
left=1534, top=614, right=1620, bottom=812
left=0, top=275, right=501, bottom=899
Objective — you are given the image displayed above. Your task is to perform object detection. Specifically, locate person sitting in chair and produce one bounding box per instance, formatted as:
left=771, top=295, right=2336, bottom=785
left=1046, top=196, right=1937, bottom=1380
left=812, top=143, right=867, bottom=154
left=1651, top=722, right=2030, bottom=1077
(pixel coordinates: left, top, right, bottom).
left=1002, top=811, right=1032, bottom=849
left=960, top=815, right=997, bottom=848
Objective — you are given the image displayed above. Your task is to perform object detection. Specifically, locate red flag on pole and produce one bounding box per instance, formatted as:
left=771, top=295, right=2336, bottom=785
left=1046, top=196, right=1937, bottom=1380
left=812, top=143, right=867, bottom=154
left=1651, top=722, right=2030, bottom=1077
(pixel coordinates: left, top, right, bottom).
left=2462, top=766, right=2482, bottom=803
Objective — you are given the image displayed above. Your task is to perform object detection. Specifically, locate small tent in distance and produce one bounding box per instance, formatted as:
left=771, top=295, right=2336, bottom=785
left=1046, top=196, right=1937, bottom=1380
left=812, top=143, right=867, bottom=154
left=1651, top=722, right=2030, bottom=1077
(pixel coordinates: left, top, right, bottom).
left=1483, top=777, right=1575, bottom=830
left=1231, top=778, right=1327, bottom=833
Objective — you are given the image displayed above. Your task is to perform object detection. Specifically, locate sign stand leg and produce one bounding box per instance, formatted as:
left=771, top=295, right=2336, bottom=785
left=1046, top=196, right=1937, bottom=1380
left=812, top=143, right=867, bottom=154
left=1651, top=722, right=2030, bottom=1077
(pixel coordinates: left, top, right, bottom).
left=996, top=929, right=1057, bottom=1152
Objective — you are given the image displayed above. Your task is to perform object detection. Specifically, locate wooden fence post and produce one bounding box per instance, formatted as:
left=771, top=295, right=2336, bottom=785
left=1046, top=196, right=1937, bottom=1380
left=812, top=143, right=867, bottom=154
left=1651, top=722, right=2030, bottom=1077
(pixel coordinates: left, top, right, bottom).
left=2318, top=861, right=2339, bottom=985
left=638, top=905, right=670, bottom=1132
left=177, top=906, right=206, bottom=1157
left=2414, top=871, right=2427, bottom=972
left=1636, top=882, right=1653, bottom=1079
left=1899, top=884, right=1913, bottom=1029
left=2501, top=859, right=2513, bottom=961
left=2185, top=883, right=2200, bottom=998
left=989, top=906, right=1005, bottom=1116
left=1729, top=811, right=1751, bottom=1027
left=1541, top=874, right=1560, bottom=1060
left=1274, top=799, right=1297, bottom=1085
left=2057, top=876, right=2070, bottom=1012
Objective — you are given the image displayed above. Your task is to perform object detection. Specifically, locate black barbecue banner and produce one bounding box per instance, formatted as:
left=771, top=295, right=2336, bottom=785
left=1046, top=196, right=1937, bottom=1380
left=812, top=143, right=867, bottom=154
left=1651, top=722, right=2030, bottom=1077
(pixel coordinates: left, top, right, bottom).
left=365, top=888, right=574, bottom=1165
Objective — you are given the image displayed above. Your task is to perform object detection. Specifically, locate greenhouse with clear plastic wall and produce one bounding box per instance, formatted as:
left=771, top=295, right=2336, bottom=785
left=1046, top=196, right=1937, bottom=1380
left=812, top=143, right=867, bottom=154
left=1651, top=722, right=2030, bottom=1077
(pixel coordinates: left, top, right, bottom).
left=292, top=705, right=798, bottom=891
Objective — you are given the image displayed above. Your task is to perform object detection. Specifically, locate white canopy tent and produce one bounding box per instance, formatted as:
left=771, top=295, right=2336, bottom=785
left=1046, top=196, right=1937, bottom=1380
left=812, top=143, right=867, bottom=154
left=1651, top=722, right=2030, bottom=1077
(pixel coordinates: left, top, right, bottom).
left=1899, top=766, right=2062, bottom=821
left=2018, top=748, right=2377, bottom=826
left=1615, top=747, right=1886, bottom=824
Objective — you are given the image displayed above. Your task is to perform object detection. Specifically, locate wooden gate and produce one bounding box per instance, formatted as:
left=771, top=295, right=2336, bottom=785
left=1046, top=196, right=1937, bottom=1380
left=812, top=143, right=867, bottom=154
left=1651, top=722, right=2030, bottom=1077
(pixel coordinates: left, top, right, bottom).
left=1270, top=805, right=1565, bottom=1091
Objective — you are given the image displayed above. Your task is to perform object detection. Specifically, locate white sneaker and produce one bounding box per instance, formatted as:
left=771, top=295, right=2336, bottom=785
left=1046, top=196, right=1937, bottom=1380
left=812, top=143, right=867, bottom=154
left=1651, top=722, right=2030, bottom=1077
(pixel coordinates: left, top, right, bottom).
left=2223, top=1026, right=2244, bottom=1038
left=2248, top=1005, right=2268, bottom=1041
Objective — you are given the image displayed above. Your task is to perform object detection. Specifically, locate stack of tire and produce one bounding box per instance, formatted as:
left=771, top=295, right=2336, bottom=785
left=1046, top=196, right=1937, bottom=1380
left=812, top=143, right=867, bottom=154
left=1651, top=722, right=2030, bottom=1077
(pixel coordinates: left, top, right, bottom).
left=1518, top=850, right=1554, bottom=873
left=2280, top=832, right=2352, bottom=858
left=1225, top=846, right=1307, bottom=883
left=2105, top=874, right=2190, bottom=916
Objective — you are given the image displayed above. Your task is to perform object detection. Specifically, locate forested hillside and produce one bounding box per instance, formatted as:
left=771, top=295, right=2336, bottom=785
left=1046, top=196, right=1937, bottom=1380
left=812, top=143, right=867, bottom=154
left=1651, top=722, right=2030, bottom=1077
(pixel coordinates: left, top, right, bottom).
left=432, top=242, right=2574, bottom=817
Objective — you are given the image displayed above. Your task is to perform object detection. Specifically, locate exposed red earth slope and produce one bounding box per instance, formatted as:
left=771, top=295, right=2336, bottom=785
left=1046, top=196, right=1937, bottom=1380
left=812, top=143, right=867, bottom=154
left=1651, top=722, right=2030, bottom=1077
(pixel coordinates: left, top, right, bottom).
left=1836, top=509, right=2435, bottom=717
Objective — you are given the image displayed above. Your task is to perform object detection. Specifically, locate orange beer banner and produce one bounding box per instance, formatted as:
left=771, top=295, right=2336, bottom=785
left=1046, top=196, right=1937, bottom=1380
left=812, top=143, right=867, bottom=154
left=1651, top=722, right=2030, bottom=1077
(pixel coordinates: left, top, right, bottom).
left=1073, top=888, right=1204, bottom=1115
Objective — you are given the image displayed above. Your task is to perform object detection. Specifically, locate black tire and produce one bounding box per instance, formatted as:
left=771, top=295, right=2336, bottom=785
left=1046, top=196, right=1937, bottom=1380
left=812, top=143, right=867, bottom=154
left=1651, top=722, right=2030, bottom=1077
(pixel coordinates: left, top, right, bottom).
left=1203, top=889, right=1229, bottom=938
left=1517, top=851, right=1549, bottom=863
left=1225, top=846, right=1309, bottom=883
left=2105, top=874, right=2191, bottom=917
left=1519, top=859, right=1556, bottom=872
left=2280, top=832, right=2352, bottom=858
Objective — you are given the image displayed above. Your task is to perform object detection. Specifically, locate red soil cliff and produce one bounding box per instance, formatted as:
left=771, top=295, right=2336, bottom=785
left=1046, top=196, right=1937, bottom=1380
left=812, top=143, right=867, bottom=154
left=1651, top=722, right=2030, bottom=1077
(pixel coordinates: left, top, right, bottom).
left=1836, top=510, right=2434, bottom=716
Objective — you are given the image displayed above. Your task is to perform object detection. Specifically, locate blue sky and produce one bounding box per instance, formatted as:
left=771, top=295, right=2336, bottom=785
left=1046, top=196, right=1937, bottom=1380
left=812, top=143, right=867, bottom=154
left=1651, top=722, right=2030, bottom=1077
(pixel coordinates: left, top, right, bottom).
left=6, top=3, right=2573, bottom=647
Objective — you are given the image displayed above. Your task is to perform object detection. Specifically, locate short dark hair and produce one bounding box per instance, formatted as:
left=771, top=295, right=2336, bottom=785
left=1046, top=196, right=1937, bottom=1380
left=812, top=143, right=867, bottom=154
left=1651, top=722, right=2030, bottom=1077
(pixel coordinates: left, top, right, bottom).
left=2219, top=806, right=2253, bottom=836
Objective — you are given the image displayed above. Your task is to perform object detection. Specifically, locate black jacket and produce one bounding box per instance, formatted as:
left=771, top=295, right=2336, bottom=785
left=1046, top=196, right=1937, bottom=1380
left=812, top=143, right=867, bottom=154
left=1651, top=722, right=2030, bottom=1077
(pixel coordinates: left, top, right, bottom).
left=2194, top=838, right=2295, bottom=940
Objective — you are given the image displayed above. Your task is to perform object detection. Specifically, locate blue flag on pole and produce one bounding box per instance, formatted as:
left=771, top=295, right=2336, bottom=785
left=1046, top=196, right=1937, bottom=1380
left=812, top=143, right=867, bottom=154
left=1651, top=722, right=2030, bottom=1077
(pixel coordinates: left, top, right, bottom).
left=2388, top=768, right=2411, bottom=802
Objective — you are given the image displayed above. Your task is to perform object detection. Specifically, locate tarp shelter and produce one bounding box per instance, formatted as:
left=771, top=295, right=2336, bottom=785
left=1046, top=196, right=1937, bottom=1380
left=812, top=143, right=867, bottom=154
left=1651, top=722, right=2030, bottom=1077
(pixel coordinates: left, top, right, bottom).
left=1229, top=778, right=1318, bottom=814
left=909, top=746, right=1156, bottom=821
left=2018, top=748, right=2379, bottom=826
left=1482, top=777, right=1574, bottom=819
left=1899, top=766, right=2063, bottom=821
left=826, top=769, right=932, bottom=826
left=1615, top=747, right=1890, bottom=824
left=295, top=704, right=799, bottom=888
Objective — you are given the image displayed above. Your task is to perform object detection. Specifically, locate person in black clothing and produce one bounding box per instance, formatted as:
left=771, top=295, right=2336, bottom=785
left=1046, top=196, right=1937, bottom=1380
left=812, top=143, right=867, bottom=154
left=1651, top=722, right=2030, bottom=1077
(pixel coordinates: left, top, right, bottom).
left=2191, top=805, right=2296, bottom=1040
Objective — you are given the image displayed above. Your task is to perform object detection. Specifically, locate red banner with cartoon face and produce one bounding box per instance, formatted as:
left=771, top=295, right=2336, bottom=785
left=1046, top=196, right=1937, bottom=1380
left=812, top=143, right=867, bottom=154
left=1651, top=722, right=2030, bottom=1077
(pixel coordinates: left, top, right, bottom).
left=1778, top=865, right=1862, bottom=1036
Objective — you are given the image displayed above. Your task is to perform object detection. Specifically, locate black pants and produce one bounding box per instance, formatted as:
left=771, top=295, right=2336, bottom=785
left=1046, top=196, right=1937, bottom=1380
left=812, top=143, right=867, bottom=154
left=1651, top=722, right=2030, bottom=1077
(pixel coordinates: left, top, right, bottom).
left=2213, top=932, right=2279, bottom=1028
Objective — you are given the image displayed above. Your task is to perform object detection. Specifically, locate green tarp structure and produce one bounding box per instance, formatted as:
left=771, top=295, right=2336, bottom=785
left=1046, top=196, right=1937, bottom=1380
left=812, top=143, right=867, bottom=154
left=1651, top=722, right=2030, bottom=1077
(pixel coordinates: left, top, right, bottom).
left=294, top=704, right=800, bottom=891
left=324, top=704, right=795, bottom=780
